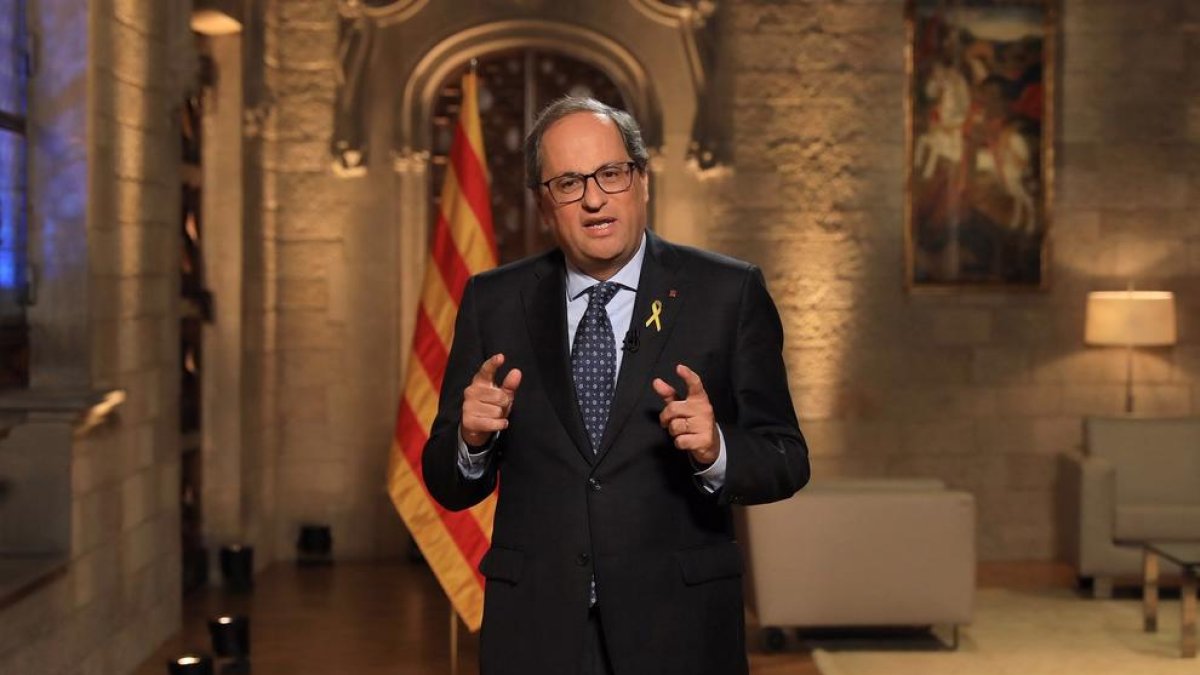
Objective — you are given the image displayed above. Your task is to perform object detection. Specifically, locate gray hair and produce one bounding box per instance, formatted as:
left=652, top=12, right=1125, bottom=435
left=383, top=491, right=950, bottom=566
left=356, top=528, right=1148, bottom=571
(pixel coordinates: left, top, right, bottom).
left=524, top=97, right=649, bottom=190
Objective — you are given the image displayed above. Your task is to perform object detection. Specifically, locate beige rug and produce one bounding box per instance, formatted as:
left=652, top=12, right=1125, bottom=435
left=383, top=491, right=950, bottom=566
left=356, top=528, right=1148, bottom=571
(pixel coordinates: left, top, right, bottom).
left=813, top=588, right=1197, bottom=675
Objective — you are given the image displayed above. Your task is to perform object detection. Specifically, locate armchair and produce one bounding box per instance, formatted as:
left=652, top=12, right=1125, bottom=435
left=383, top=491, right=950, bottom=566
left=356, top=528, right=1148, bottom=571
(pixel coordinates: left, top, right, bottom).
left=1058, top=416, right=1200, bottom=597
left=738, top=478, right=975, bottom=648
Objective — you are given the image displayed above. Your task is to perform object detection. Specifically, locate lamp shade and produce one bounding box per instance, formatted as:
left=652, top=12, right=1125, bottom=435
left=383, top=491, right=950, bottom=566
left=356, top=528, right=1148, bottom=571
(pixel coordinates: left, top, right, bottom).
left=1084, top=291, right=1177, bottom=346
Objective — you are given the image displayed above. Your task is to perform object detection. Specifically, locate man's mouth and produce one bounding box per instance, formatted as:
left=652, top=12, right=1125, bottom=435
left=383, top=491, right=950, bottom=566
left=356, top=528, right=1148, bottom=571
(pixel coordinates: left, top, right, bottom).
left=584, top=217, right=616, bottom=230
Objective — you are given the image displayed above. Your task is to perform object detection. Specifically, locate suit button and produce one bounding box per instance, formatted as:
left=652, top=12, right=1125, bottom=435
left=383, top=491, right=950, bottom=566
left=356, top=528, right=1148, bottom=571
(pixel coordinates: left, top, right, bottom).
left=577, top=553, right=590, bottom=566
left=589, top=478, right=602, bottom=492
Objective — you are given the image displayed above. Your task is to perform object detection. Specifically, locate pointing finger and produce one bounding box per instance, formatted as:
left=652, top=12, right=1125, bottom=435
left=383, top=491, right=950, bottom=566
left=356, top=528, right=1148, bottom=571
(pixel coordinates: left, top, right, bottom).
left=501, top=368, right=522, bottom=397
left=677, top=364, right=707, bottom=400
left=651, top=377, right=677, bottom=404
left=473, top=354, right=505, bottom=386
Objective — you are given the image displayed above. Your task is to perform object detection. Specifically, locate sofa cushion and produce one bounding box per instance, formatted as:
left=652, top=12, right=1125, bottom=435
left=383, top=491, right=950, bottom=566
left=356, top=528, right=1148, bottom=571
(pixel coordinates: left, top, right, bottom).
left=1087, top=417, right=1200, bottom=506
left=1114, top=505, right=1200, bottom=540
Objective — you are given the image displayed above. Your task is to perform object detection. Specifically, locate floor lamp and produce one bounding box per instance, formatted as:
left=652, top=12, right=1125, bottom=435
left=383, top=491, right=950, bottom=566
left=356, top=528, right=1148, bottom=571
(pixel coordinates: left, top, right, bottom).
left=1084, top=290, right=1177, bottom=414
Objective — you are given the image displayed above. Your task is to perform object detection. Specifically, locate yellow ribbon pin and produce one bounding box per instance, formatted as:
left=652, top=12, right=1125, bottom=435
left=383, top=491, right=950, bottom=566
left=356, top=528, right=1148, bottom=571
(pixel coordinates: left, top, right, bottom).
left=644, top=300, right=663, bottom=332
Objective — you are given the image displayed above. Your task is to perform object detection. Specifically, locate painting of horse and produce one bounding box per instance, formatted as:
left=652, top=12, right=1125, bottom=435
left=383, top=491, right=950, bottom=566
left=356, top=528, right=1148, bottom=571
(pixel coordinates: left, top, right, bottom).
left=905, top=0, right=1055, bottom=289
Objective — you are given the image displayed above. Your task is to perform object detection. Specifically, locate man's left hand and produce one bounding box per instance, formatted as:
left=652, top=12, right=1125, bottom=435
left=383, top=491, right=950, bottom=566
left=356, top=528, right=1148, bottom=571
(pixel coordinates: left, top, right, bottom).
left=652, top=364, right=719, bottom=466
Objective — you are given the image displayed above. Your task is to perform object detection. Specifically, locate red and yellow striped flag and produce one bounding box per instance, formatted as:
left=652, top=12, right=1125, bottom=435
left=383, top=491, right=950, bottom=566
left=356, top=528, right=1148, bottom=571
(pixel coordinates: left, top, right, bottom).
left=387, top=70, right=498, bottom=631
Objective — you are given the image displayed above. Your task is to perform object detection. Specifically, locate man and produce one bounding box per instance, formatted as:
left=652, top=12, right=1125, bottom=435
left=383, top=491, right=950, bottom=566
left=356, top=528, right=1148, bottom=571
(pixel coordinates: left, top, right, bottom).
left=422, top=97, right=808, bottom=675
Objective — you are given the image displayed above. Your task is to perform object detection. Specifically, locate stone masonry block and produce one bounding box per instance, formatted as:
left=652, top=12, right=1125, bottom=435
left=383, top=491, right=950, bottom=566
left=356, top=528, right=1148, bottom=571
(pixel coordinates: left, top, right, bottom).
left=278, top=279, right=329, bottom=309
left=71, top=543, right=119, bottom=610
left=271, top=98, right=336, bottom=141
left=971, top=348, right=1031, bottom=385
left=1064, top=32, right=1184, bottom=74
left=72, top=488, right=121, bottom=556
left=118, top=518, right=159, bottom=578
left=1059, top=384, right=1125, bottom=416
left=993, top=385, right=1063, bottom=417
left=120, top=469, right=155, bottom=531
left=1129, top=384, right=1192, bottom=416
left=263, top=139, right=334, bottom=172
left=265, top=66, right=337, bottom=103
left=271, top=0, right=338, bottom=25
left=1114, top=237, right=1190, bottom=279
left=277, top=384, right=330, bottom=422
left=1031, top=417, right=1083, bottom=455
left=279, top=422, right=344, bottom=462
left=267, top=25, right=338, bottom=69
left=733, top=71, right=901, bottom=106
left=899, top=419, right=977, bottom=456
left=799, top=419, right=899, bottom=458
left=112, top=0, right=159, bottom=35
left=278, top=461, right=349, bottom=503
left=105, top=20, right=164, bottom=89
left=881, top=385, right=997, bottom=421
left=1063, top=0, right=1183, bottom=34
left=276, top=240, right=341, bottom=280
left=974, top=418, right=1036, bottom=455
left=930, top=308, right=992, bottom=346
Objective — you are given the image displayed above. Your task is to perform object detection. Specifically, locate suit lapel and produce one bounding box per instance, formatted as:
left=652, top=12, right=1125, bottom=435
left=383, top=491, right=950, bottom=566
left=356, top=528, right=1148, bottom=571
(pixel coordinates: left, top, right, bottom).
left=595, top=233, right=687, bottom=462
left=522, top=251, right=594, bottom=464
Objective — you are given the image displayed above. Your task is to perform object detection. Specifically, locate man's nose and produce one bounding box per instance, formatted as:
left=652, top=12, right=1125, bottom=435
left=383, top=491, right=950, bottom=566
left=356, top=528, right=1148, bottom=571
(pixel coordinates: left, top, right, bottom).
left=580, top=176, right=607, bottom=211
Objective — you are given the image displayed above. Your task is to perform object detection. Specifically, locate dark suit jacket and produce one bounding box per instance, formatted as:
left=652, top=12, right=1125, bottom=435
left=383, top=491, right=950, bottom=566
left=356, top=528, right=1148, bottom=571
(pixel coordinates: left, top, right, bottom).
left=423, top=232, right=809, bottom=675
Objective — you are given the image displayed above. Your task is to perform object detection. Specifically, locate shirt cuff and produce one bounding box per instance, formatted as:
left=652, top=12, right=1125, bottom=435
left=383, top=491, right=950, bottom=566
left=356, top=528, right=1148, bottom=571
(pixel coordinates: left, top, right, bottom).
left=692, top=426, right=727, bottom=493
left=456, top=428, right=496, bottom=480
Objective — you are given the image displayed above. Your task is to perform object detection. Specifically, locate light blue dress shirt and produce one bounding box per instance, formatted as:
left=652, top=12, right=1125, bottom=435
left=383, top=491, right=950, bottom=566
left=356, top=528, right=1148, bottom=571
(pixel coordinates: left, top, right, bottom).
left=457, top=233, right=726, bottom=492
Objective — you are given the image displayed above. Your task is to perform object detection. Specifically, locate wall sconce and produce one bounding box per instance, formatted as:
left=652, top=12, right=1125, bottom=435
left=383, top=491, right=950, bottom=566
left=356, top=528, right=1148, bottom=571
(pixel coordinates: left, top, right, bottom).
left=1085, top=290, right=1177, bottom=413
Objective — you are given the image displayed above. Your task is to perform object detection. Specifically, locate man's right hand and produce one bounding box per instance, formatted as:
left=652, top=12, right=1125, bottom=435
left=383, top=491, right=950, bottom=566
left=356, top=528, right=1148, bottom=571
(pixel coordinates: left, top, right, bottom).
left=461, top=353, right=522, bottom=448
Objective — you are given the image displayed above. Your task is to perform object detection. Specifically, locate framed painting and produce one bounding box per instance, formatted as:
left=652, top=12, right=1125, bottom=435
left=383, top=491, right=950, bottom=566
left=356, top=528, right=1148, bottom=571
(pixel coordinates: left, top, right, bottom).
left=905, top=0, right=1056, bottom=290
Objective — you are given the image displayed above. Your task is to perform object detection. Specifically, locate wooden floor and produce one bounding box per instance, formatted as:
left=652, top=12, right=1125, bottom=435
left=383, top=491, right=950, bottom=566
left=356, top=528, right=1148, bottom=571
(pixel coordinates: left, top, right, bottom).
left=135, top=560, right=1074, bottom=674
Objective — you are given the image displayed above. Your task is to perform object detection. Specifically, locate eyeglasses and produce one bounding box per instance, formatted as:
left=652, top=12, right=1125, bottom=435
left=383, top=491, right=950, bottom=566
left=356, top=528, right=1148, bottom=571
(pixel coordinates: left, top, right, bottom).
left=539, top=161, right=639, bottom=205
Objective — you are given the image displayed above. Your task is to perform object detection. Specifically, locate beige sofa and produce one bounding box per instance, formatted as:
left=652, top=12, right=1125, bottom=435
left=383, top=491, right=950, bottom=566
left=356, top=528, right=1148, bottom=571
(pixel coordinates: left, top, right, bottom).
left=1058, top=416, right=1200, bottom=597
left=738, top=479, right=976, bottom=647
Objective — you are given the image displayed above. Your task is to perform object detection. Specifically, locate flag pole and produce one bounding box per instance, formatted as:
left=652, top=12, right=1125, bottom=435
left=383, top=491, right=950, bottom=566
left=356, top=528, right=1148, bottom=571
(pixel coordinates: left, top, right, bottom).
left=450, top=600, right=460, bottom=675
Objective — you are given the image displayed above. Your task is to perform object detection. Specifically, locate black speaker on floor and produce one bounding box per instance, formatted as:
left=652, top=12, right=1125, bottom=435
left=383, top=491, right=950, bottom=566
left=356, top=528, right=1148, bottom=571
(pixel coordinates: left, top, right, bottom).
left=208, top=615, right=250, bottom=658
left=219, top=545, right=254, bottom=593
left=296, top=523, right=333, bottom=565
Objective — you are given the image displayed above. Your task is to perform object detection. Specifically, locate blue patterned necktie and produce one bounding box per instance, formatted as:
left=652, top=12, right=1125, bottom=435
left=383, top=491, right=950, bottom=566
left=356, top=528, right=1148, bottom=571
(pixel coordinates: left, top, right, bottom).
left=572, top=281, right=620, bottom=453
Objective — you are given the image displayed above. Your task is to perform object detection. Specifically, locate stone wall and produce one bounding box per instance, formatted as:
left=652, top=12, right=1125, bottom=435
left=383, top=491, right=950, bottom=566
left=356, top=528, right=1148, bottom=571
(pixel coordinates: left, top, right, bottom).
left=0, top=0, right=185, bottom=671
left=716, top=0, right=1200, bottom=560
left=258, top=0, right=408, bottom=561
left=254, top=0, right=1200, bottom=564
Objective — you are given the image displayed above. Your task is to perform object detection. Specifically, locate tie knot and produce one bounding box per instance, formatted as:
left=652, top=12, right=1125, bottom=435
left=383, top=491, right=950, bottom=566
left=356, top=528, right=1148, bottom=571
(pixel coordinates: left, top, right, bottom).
left=587, top=281, right=620, bottom=308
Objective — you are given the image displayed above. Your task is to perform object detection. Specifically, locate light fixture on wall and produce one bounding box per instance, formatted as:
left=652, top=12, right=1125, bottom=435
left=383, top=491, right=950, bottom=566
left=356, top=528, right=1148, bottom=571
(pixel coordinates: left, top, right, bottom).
left=191, top=0, right=242, bottom=36
left=1084, top=290, right=1177, bottom=413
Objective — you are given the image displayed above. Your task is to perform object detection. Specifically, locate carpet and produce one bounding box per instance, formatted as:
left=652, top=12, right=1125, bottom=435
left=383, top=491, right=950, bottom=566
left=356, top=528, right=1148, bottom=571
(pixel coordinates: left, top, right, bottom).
left=812, top=588, right=1197, bottom=675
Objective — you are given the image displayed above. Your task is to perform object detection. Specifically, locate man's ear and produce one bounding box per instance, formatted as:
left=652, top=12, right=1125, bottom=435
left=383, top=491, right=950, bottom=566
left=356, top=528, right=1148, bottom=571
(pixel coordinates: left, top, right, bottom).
left=640, top=170, right=650, bottom=204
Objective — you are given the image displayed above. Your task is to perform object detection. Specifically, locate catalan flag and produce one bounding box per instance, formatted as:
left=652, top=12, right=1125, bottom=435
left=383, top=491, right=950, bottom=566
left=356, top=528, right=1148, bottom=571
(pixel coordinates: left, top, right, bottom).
left=387, top=70, right=498, bottom=631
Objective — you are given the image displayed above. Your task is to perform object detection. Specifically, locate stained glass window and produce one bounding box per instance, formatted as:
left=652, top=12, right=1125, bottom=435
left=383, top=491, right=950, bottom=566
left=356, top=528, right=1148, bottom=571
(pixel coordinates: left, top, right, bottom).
left=430, top=51, right=627, bottom=265
left=0, top=0, right=29, bottom=389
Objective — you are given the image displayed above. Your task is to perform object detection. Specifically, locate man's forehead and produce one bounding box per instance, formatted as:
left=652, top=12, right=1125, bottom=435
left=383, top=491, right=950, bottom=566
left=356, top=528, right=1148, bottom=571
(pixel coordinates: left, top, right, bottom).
left=540, top=113, right=624, bottom=164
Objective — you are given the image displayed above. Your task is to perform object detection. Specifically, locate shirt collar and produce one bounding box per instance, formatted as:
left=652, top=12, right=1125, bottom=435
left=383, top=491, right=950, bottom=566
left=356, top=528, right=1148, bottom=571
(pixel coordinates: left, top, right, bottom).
left=565, top=231, right=647, bottom=301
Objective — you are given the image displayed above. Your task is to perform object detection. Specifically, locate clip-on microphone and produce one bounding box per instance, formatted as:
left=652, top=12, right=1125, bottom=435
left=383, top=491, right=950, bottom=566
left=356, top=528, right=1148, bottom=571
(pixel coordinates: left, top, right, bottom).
left=622, top=327, right=640, bottom=353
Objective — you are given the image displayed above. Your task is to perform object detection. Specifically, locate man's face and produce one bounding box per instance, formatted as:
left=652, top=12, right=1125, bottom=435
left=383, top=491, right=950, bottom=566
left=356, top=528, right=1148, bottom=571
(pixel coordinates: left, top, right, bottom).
left=536, top=112, right=649, bottom=281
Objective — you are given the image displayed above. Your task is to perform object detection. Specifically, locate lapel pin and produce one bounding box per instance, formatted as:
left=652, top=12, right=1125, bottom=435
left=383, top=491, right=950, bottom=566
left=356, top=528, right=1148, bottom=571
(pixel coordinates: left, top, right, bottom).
left=668, top=289, right=678, bottom=298
left=645, top=300, right=664, bottom=332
